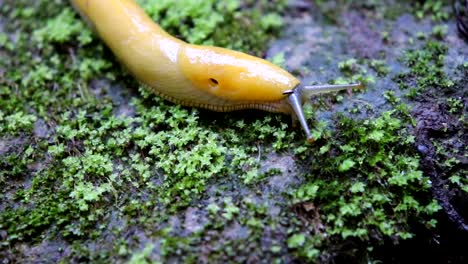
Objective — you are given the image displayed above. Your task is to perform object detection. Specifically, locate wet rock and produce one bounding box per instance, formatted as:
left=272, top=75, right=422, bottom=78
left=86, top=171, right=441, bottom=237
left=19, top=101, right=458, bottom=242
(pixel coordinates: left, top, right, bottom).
left=184, top=207, right=206, bottom=234
left=222, top=221, right=249, bottom=240
left=0, top=137, right=26, bottom=155
left=33, top=118, right=49, bottom=139
left=417, top=144, right=429, bottom=154
left=288, top=0, right=312, bottom=11
left=23, top=240, right=70, bottom=263
left=344, top=11, right=384, bottom=58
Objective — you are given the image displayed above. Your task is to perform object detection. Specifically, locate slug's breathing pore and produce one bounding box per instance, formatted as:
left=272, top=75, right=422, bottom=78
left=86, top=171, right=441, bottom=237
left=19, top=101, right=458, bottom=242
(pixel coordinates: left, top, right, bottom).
left=70, top=0, right=361, bottom=142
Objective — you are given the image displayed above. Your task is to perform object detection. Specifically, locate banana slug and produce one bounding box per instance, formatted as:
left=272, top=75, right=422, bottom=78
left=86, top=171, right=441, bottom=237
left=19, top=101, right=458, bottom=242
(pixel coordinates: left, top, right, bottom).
left=70, top=0, right=360, bottom=142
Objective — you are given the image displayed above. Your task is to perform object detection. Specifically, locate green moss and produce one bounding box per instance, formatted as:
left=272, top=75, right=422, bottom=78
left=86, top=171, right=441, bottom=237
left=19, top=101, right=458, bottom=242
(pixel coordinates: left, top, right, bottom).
left=431, top=25, right=448, bottom=39
left=0, top=0, right=461, bottom=262
left=33, top=8, right=92, bottom=45
left=383, top=90, right=401, bottom=105
left=138, top=0, right=286, bottom=55
left=0, top=0, right=293, bottom=261
left=288, top=110, right=440, bottom=262
left=369, top=59, right=390, bottom=77
left=414, top=0, right=450, bottom=22
left=1, top=111, right=37, bottom=135
left=336, top=58, right=376, bottom=86
left=447, top=97, right=464, bottom=114
left=395, top=40, right=453, bottom=94
left=449, top=172, right=468, bottom=193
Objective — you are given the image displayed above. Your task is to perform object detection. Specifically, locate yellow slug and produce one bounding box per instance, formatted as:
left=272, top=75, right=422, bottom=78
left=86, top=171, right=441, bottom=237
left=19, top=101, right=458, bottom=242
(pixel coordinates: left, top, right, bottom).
left=70, top=0, right=360, bottom=142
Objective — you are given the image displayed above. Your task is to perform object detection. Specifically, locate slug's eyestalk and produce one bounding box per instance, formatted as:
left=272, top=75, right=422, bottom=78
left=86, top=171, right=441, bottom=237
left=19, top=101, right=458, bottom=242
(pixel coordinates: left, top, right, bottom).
left=285, top=82, right=363, bottom=143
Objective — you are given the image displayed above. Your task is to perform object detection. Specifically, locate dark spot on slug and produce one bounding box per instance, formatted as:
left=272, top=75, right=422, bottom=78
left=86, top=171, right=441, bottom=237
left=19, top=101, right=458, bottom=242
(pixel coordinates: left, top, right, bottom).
left=209, top=78, right=219, bottom=85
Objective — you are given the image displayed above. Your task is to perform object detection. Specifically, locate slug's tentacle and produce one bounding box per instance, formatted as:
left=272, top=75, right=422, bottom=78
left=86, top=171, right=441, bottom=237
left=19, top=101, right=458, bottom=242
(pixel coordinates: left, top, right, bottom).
left=283, top=83, right=362, bottom=142
left=285, top=89, right=313, bottom=142
left=300, top=83, right=363, bottom=101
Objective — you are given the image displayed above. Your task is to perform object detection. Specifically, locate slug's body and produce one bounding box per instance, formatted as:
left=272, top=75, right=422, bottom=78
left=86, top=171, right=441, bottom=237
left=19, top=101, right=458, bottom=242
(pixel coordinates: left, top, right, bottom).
left=71, top=0, right=360, bottom=141
left=71, top=0, right=298, bottom=113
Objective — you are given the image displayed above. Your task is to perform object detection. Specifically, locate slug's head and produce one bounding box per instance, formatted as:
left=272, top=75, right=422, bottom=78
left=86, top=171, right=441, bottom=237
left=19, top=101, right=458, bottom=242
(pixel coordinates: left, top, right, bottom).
left=179, top=44, right=362, bottom=143
left=178, top=45, right=300, bottom=103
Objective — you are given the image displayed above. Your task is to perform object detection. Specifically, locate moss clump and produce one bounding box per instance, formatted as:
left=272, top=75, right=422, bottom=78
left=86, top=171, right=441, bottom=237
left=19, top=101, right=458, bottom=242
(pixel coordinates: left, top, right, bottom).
left=0, top=0, right=462, bottom=263
left=0, top=0, right=291, bottom=261
left=138, top=0, right=286, bottom=55
left=395, top=40, right=454, bottom=96
left=414, top=0, right=450, bottom=22
left=335, top=58, right=376, bottom=86
left=288, top=110, right=440, bottom=262
left=32, top=8, right=93, bottom=46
